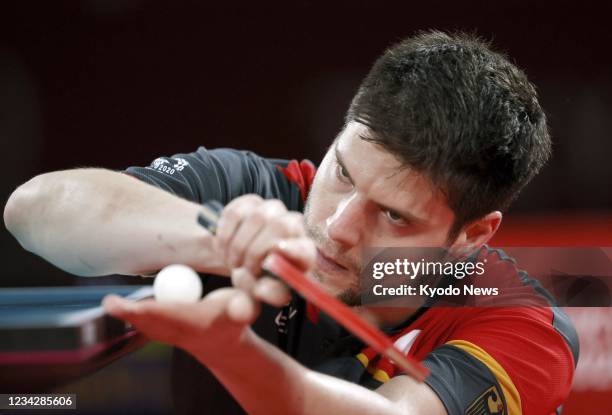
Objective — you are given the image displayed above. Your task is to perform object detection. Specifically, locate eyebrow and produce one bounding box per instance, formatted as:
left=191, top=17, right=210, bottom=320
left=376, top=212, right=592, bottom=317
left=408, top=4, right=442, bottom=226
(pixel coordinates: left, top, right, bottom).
left=334, top=143, right=427, bottom=226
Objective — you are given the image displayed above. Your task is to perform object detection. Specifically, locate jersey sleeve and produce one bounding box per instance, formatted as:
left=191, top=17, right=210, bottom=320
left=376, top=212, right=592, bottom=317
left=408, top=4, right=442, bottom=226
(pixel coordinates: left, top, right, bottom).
left=123, top=147, right=309, bottom=211
left=423, top=307, right=577, bottom=415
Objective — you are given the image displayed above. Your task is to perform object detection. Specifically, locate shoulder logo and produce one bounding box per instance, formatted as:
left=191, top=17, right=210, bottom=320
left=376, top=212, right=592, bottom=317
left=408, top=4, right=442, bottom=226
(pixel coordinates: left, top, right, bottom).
left=152, top=158, right=169, bottom=169
left=173, top=157, right=189, bottom=171
left=466, top=386, right=505, bottom=415
left=147, top=157, right=188, bottom=175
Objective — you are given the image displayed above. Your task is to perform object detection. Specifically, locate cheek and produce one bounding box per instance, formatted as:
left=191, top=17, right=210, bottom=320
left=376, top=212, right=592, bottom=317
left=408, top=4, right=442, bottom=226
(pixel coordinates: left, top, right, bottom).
left=305, top=175, right=335, bottom=226
left=305, top=161, right=341, bottom=223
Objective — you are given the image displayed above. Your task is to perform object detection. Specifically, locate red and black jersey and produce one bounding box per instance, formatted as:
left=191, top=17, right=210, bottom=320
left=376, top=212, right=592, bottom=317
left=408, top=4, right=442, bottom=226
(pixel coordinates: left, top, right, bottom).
left=296, top=248, right=579, bottom=415
left=125, top=148, right=579, bottom=415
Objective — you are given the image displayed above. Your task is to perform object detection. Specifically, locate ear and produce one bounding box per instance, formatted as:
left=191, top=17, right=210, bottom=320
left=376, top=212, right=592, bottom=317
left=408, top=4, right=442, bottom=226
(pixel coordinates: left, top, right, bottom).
left=449, top=211, right=502, bottom=256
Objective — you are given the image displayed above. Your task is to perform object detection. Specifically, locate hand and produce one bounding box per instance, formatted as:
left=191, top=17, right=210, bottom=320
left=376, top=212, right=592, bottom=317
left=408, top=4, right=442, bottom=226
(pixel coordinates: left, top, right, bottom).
left=103, top=287, right=270, bottom=362
left=103, top=195, right=316, bottom=360
left=215, top=194, right=316, bottom=306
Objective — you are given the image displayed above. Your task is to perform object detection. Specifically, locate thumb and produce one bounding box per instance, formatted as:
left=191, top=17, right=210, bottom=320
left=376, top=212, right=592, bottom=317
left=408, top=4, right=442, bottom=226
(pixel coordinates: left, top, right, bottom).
left=103, top=294, right=140, bottom=319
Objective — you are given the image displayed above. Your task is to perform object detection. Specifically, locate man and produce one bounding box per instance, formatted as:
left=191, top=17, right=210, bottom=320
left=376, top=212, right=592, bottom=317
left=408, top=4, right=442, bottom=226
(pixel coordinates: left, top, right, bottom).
left=4, top=31, right=577, bottom=414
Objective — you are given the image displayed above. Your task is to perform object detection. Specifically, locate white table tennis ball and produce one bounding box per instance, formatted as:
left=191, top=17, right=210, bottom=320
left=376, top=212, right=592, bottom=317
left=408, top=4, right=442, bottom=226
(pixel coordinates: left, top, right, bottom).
left=154, top=264, right=203, bottom=303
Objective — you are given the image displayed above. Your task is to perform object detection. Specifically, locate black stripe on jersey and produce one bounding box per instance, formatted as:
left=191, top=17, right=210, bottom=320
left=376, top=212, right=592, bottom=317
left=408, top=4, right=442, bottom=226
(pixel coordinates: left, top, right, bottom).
left=424, top=344, right=508, bottom=415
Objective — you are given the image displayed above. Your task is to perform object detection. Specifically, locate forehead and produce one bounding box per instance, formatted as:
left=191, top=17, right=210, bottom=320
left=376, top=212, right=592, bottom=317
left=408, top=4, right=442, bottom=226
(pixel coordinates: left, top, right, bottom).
left=336, top=122, right=404, bottom=179
left=335, top=122, right=452, bottom=225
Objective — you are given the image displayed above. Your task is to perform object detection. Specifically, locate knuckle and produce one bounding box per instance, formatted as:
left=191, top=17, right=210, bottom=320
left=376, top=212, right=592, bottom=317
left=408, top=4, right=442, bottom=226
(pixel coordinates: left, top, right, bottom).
left=244, top=243, right=267, bottom=264
left=249, top=209, right=267, bottom=225
left=265, top=199, right=286, bottom=212
left=232, top=193, right=262, bottom=205
left=221, top=208, right=240, bottom=224
left=279, top=213, right=305, bottom=235
left=267, top=216, right=288, bottom=234
left=241, top=194, right=263, bottom=205
left=260, top=200, right=286, bottom=220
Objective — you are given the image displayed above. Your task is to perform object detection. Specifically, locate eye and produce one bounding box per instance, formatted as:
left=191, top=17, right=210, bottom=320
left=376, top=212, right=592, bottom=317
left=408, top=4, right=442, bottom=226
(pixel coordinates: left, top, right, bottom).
left=383, top=209, right=408, bottom=226
left=335, top=162, right=351, bottom=184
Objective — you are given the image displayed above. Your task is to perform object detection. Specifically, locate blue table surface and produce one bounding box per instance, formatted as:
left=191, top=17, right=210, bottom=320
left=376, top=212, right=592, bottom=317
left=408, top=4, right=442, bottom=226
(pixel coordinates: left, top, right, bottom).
left=0, top=285, right=153, bottom=327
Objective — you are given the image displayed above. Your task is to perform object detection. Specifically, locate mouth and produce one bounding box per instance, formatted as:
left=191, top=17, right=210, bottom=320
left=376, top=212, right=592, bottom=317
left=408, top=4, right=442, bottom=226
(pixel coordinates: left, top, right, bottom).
left=316, top=248, right=350, bottom=274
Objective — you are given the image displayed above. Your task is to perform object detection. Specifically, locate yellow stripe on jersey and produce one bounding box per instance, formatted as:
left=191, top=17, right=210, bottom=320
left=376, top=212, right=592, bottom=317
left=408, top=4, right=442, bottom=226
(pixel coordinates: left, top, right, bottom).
left=356, top=352, right=391, bottom=384
left=356, top=352, right=369, bottom=367
left=372, top=369, right=390, bottom=383
left=446, top=340, right=522, bottom=415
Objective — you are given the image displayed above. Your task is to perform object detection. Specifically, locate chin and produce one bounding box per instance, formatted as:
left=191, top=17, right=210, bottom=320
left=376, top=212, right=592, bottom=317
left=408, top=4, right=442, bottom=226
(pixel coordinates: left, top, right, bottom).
left=313, top=270, right=361, bottom=306
left=336, top=289, right=362, bottom=307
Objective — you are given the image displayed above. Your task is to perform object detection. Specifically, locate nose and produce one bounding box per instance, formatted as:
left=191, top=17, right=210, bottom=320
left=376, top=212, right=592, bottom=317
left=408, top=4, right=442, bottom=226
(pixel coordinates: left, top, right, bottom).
left=326, top=193, right=364, bottom=248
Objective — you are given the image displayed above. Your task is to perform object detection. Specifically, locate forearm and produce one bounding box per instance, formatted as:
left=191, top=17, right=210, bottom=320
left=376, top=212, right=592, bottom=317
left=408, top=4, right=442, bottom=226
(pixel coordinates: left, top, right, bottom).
left=4, top=168, right=227, bottom=276
left=200, top=330, right=402, bottom=415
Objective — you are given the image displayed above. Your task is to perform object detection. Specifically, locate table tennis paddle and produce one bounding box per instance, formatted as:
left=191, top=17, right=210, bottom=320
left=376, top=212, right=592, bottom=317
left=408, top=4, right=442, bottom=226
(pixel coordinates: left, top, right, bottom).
left=197, top=200, right=429, bottom=382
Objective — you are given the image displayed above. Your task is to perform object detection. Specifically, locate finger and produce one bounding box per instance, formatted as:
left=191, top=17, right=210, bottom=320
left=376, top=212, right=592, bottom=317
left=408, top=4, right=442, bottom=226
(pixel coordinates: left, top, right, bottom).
left=231, top=267, right=257, bottom=291
left=252, top=276, right=292, bottom=307
left=225, top=211, right=266, bottom=269
left=273, top=237, right=317, bottom=272
left=103, top=294, right=142, bottom=319
left=216, top=195, right=263, bottom=262
left=102, top=296, right=170, bottom=338
left=104, top=291, right=225, bottom=326
left=104, top=295, right=186, bottom=322
left=227, top=290, right=260, bottom=324
left=227, top=200, right=286, bottom=268
left=102, top=289, right=255, bottom=352
left=242, top=233, right=281, bottom=276
left=242, top=213, right=304, bottom=274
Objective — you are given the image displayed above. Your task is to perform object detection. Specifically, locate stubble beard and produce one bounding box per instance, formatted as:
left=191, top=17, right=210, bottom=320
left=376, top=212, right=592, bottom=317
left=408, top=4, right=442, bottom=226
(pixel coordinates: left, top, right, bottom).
left=303, top=195, right=362, bottom=307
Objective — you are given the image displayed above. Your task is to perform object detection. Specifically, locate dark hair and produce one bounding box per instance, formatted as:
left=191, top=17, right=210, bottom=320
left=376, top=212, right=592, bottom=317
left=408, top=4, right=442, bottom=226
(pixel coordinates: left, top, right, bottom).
left=347, top=30, right=551, bottom=240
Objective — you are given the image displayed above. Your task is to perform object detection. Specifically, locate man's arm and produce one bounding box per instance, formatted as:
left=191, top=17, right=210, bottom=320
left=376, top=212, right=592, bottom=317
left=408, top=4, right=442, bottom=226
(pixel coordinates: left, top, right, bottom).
left=206, top=328, right=447, bottom=415
left=103, top=287, right=446, bottom=415
left=3, top=168, right=227, bottom=276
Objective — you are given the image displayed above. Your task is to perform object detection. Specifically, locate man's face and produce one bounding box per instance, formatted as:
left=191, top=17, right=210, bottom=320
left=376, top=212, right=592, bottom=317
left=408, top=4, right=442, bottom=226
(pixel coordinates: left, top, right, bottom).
left=304, top=122, right=456, bottom=305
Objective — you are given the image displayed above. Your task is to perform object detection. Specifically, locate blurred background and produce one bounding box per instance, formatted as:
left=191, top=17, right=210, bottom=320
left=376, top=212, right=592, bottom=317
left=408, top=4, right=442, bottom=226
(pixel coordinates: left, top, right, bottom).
left=0, top=1, right=610, bottom=414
